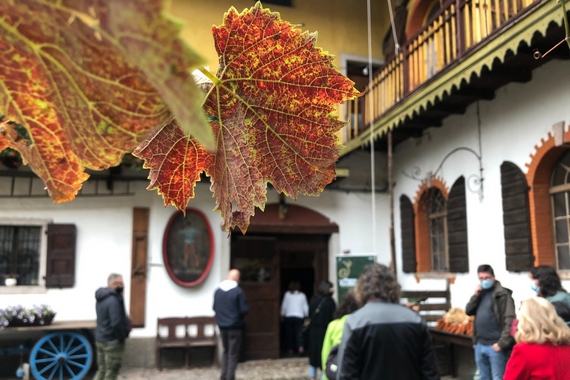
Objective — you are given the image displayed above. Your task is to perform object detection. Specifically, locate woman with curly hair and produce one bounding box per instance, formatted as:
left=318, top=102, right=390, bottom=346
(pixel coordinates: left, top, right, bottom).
left=529, top=265, right=570, bottom=306
left=336, top=263, right=439, bottom=380
left=504, top=297, right=570, bottom=379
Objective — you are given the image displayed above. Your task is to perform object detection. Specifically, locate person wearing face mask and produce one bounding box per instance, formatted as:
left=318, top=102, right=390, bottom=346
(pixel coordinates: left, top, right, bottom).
left=529, top=265, right=570, bottom=307
left=94, top=273, right=132, bottom=380
left=465, top=264, right=516, bottom=380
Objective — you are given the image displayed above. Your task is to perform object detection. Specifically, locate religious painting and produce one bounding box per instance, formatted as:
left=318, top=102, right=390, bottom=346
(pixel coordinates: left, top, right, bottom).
left=163, top=209, right=214, bottom=287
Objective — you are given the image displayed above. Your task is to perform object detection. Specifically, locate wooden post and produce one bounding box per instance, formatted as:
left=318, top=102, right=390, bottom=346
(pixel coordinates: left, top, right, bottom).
left=456, top=0, right=464, bottom=58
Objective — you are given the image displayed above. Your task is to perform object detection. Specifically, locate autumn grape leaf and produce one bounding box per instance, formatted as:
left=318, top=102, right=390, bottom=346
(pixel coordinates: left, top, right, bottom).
left=0, top=0, right=206, bottom=201
left=133, top=120, right=214, bottom=209
left=71, top=0, right=214, bottom=151
left=135, top=3, right=360, bottom=232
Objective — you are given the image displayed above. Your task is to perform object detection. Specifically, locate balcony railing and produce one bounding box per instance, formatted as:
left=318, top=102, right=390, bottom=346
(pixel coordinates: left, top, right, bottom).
left=344, top=0, right=539, bottom=141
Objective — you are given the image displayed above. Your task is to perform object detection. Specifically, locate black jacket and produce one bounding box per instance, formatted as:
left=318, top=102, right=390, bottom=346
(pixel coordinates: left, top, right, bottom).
left=465, top=281, right=516, bottom=350
left=338, top=301, right=439, bottom=380
left=95, top=287, right=131, bottom=343
left=308, top=295, right=336, bottom=368
left=213, top=280, right=249, bottom=329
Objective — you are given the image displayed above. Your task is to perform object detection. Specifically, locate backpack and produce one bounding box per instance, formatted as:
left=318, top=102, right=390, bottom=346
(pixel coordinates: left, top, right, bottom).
left=325, top=344, right=340, bottom=380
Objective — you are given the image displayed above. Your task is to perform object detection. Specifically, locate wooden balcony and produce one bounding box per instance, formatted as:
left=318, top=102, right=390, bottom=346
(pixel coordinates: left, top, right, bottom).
left=341, top=0, right=570, bottom=152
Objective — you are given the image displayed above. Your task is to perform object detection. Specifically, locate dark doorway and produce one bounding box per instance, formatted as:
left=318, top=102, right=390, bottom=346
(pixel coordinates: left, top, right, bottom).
left=279, top=250, right=315, bottom=356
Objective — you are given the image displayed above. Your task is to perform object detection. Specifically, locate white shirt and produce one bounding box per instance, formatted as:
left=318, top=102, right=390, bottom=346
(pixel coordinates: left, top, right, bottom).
left=280, top=291, right=309, bottom=318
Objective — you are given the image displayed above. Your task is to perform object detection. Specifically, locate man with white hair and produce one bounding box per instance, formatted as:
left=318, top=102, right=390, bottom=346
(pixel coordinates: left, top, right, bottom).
left=213, top=269, right=249, bottom=380
left=94, top=273, right=131, bottom=380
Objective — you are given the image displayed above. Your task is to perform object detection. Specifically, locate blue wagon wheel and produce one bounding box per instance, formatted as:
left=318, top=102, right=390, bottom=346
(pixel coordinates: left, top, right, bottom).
left=30, top=331, right=93, bottom=380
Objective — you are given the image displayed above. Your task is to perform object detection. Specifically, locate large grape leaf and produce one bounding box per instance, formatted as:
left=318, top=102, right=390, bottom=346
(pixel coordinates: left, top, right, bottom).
left=0, top=0, right=207, bottom=201
left=135, top=3, right=360, bottom=232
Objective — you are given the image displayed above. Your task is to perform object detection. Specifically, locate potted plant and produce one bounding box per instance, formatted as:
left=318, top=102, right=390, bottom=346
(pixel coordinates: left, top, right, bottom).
left=2, top=273, right=19, bottom=286
left=0, top=305, right=56, bottom=328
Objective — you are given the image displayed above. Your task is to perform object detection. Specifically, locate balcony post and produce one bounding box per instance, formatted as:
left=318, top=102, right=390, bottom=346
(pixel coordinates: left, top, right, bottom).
left=456, top=0, right=464, bottom=58
left=402, top=45, right=410, bottom=96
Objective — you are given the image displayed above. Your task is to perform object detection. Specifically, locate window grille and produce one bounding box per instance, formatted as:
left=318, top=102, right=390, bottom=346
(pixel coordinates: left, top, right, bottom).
left=424, top=188, right=449, bottom=271
left=0, top=226, right=41, bottom=285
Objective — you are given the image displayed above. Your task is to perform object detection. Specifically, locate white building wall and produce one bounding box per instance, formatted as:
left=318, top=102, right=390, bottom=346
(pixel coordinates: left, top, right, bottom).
left=0, top=173, right=390, bottom=337
left=393, top=58, right=570, bottom=311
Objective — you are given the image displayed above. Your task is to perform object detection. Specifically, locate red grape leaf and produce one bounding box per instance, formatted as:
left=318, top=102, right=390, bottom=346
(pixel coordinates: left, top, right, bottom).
left=205, top=3, right=360, bottom=232
left=0, top=0, right=206, bottom=200
left=136, top=3, right=359, bottom=232
left=133, top=120, right=214, bottom=209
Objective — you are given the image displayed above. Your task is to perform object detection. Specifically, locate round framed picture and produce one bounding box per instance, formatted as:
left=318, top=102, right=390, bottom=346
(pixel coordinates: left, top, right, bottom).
left=162, top=209, right=214, bottom=287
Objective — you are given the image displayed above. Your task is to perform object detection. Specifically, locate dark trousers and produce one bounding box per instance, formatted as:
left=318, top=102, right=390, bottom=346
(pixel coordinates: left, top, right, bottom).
left=220, top=329, right=243, bottom=380
left=284, top=317, right=304, bottom=351
left=93, top=341, right=125, bottom=380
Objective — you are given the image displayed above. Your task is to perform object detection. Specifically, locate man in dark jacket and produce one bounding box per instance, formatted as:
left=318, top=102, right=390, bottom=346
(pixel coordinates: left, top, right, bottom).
left=337, top=263, right=439, bottom=380
left=466, top=264, right=515, bottom=380
left=213, top=269, right=249, bottom=380
left=94, top=273, right=131, bottom=380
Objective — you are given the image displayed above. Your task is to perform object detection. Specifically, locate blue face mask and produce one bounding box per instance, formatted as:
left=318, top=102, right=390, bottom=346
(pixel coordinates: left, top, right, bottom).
left=530, top=283, right=539, bottom=292
left=481, top=279, right=494, bottom=290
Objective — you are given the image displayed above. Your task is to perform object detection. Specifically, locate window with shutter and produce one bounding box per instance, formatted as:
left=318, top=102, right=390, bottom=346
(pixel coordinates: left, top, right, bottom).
left=447, top=177, right=469, bottom=273
left=46, top=224, right=77, bottom=288
left=400, top=195, right=417, bottom=273
left=501, top=162, right=533, bottom=272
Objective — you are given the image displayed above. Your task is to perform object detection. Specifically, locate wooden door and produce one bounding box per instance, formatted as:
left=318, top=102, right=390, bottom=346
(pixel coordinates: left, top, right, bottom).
left=130, top=208, right=149, bottom=327
left=231, top=236, right=280, bottom=360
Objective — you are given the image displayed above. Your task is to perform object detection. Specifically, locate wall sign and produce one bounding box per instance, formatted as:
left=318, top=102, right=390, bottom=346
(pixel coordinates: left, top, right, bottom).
left=336, top=254, right=377, bottom=302
left=163, top=209, right=214, bottom=287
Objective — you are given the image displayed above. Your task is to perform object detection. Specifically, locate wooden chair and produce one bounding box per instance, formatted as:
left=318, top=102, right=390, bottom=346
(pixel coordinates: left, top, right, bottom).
left=155, top=316, right=217, bottom=370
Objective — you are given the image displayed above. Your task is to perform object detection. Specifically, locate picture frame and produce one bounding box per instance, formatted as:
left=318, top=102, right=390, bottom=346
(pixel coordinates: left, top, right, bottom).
left=162, top=209, right=214, bottom=287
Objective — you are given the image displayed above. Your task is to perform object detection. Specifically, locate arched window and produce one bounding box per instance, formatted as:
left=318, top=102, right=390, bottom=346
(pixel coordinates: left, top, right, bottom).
left=550, top=151, right=570, bottom=269
left=427, top=188, right=448, bottom=271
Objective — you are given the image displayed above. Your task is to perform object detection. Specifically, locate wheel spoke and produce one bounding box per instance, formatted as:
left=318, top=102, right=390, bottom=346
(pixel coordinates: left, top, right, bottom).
left=59, top=364, right=63, bottom=380
left=47, top=362, right=60, bottom=379
left=38, top=360, right=58, bottom=375
left=67, top=344, right=84, bottom=356
left=38, top=347, right=57, bottom=357
left=64, top=335, right=76, bottom=353
left=64, top=363, right=77, bottom=377
left=68, top=354, right=89, bottom=360
left=36, top=358, right=58, bottom=364
left=67, top=359, right=87, bottom=368
left=59, top=334, right=64, bottom=353
left=46, top=338, right=59, bottom=354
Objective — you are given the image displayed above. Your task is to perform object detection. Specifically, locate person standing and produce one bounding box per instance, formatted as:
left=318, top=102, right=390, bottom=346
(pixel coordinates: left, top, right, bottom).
left=94, top=273, right=131, bottom=380
left=337, top=263, right=439, bottom=380
left=213, top=269, right=249, bottom=380
left=504, top=297, right=570, bottom=379
left=466, top=264, right=516, bottom=380
left=529, top=265, right=570, bottom=306
left=281, top=280, right=309, bottom=355
left=308, top=280, right=336, bottom=380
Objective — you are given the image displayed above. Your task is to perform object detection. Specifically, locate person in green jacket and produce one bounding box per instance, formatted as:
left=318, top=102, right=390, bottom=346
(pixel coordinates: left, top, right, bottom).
left=530, top=265, right=570, bottom=307
left=321, top=290, right=359, bottom=380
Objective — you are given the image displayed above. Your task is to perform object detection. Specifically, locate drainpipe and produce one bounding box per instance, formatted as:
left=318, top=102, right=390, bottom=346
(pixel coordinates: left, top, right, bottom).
left=388, top=130, right=397, bottom=280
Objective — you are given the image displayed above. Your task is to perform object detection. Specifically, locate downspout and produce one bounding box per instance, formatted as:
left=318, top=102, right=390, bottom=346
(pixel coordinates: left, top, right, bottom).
left=388, top=130, right=397, bottom=279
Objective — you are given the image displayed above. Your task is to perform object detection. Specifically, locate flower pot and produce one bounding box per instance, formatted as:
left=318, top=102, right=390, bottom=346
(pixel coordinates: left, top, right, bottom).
left=4, top=278, right=17, bottom=286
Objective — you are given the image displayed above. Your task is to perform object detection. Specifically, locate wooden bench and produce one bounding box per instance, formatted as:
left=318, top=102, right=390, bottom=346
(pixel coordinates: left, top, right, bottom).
left=155, top=316, right=217, bottom=370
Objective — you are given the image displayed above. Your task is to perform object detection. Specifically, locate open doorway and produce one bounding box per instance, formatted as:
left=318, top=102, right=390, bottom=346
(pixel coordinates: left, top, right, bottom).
left=279, top=250, right=315, bottom=357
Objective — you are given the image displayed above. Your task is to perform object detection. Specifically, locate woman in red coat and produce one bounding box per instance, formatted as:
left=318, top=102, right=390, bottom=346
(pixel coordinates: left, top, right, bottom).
left=504, top=297, right=570, bottom=380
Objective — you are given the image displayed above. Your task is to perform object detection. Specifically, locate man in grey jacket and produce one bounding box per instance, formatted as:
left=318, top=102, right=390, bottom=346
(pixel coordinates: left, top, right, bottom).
left=465, top=264, right=515, bottom=380
left=337, top=263, right=439, bottom=380
left=94, top=273, right=131, bottom=380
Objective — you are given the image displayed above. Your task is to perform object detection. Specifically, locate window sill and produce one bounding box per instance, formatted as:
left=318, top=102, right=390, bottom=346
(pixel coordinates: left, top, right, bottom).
left=0, top=286, right=47, bottom=294
left=557, top=271, right=570, bottom=280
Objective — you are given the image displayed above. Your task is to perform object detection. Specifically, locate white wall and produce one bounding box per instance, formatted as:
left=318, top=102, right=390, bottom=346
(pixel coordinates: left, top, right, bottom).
left=393, top=58, right=570, bottom=311
left=0, top=169, right=390, bottom=336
